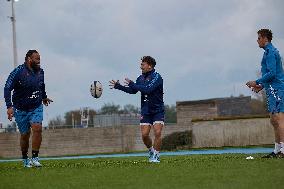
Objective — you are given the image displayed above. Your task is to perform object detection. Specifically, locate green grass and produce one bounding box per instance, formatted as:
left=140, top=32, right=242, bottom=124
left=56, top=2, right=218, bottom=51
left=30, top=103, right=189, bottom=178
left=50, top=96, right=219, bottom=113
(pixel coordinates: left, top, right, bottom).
left=0, top=154, right=283, bottom=189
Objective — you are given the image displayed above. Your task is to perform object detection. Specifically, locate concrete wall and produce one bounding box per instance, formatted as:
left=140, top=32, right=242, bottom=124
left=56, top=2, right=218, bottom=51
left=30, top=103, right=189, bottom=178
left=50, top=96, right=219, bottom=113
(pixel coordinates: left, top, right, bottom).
left=191, top=118, right=274, bottom=148
left=0, top=124, right=190, bottom=158
left=0, top=117, right=274, bottom=158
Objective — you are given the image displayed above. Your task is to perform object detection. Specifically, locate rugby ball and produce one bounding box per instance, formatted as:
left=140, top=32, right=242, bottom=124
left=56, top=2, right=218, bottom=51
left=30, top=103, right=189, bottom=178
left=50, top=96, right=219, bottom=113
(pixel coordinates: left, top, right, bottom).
left=90, top=81, right=103, bottom=98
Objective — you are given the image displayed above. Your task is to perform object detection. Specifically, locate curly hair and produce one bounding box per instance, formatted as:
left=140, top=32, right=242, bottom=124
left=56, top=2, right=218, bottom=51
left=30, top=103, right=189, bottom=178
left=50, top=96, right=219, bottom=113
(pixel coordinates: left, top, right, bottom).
left=25, top=50, right=38, bottom=61
left=141, top=56, right=156, bottom=68
left=257, top=29, right=273, bottom=42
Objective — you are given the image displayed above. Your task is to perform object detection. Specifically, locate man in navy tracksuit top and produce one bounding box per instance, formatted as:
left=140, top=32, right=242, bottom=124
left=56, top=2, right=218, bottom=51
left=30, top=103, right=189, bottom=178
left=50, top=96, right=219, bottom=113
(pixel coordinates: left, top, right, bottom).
left=4, top=50, right=53, bottom=167
left=109, top=56, right=164, bottom=163
left=246, top=29, right=284, bottom=158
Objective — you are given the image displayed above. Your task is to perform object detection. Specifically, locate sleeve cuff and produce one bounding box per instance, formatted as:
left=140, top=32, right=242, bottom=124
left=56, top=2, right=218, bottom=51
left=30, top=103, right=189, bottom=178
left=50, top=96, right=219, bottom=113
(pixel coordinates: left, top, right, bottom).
left=114, top=83, right=121, bottom=89
left=42, top=92, right=47, bottom=99
left=128, top=81, right=135, bottom=88
left=6, top=104, right=12, bottom=109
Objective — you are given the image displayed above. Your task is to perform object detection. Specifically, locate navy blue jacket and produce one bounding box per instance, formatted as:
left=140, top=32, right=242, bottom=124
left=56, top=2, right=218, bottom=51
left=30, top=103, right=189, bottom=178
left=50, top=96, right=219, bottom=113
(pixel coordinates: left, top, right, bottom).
left=4, top=63, right=47, bottom=111
left=115, top=69, right=164, bottom=115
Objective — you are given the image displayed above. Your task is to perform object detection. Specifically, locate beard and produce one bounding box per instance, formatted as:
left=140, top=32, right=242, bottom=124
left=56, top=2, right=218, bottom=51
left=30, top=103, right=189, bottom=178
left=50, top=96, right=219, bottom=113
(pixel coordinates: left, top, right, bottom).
left=31, top=61, right=40, bottom=71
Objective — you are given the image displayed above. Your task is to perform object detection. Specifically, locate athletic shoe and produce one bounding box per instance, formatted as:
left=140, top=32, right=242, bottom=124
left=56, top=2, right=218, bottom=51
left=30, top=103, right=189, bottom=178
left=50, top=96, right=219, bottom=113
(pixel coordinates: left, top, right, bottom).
left=148, top=149, right=155, bottom=162
left=31, top=157, right=42, bottom=167
left=23, top=158, right=32, bottom=168
left=262, top=152, right=278, bottom=158
left=151, top=153, right=160, bottom=163
left=277, top=152, right=284, bottom=158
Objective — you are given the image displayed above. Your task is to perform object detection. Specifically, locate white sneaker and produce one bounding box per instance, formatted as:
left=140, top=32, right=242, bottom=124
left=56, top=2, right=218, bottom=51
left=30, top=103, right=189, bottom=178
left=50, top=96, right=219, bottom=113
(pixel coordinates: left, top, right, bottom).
left=31, top=157, right=42, bottom=167
left=23, top=158, right=32, bottom=168
left=151, top=153, right=160, bottom=163
left=148, top=149, right=155, bottom=162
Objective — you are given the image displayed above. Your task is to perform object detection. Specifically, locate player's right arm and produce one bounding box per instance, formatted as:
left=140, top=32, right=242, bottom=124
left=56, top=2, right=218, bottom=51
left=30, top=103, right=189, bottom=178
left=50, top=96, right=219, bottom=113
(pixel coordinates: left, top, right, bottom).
left=109, top=80, right=138, bottom=94
left=4, top=68, right=20, bottom=121
left=256, top=50, right=277, bottom=85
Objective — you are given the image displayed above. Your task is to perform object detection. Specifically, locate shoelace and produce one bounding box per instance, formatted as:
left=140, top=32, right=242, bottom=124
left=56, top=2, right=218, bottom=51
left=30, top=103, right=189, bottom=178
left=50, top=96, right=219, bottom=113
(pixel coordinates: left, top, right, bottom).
left=33, top=157, right=39, bottom=161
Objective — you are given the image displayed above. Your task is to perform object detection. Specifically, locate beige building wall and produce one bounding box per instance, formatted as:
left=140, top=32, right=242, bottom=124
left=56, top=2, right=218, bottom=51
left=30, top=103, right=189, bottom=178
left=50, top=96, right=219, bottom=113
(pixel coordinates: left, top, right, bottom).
left=0, top=124, right=190, bottom=158
left=192, top=118, right=273, bottom=148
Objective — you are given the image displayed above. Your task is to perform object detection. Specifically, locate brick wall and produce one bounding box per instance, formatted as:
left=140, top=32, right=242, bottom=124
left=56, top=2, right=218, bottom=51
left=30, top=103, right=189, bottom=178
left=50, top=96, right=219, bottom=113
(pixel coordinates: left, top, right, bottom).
left=176, top=101, right=217, bottom=125
left=216, top=96, right=251, bottom=116
left=176, top=96, right=252, bottom=125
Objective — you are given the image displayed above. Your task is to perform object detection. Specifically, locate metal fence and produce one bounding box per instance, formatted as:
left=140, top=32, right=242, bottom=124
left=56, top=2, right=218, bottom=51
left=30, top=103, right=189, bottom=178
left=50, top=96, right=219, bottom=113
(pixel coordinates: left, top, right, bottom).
left=94, top=114, right=140, bottom=127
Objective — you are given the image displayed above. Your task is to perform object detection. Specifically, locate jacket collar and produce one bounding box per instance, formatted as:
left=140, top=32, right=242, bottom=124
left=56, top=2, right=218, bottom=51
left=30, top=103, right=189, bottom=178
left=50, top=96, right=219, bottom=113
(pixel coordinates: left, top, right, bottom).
left=264, top=42, right=273, bottom=51
left=143, top=69, right=155, bottom=77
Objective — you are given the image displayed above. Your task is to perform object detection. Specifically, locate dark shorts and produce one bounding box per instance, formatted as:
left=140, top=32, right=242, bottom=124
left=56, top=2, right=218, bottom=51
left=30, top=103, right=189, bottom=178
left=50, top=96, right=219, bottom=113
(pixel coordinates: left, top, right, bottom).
left=266, top=86, right=284, bottom=113
left=14, top=105, right=43, bottom=134
left=140, top=112, right=165, bottom=126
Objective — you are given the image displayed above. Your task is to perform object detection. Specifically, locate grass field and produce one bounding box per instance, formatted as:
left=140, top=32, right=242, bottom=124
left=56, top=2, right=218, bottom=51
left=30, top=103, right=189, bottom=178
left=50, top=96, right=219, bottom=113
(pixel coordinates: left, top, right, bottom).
left=0, top=154, right=283, bottom=189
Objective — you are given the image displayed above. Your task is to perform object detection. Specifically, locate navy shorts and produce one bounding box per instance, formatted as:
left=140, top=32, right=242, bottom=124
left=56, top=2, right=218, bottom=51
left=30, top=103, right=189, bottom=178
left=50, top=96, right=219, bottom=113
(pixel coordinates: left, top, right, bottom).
left=266, top=86, right=284, bottom=113
left=14, top=105, right=43, bottom=134
left=140, top=112, right=165, bottom=126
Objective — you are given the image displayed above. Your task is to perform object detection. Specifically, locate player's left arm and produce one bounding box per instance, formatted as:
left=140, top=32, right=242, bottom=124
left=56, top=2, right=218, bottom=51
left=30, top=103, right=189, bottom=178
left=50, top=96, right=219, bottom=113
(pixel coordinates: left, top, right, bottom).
left=256, top=51, right=277, bottom=85
left=128, top=73, right=162, bottom=94
left=41, top=70, right=53, bottom=106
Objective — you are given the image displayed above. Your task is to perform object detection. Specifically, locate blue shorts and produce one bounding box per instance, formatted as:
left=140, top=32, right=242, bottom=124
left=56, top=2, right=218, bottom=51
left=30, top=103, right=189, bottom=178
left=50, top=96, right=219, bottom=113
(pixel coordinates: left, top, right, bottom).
left=14, top=105, right=43, bottom=134
left=266, top=86, right=284, bottom=113
left=140, top=112, right=165, bottom=126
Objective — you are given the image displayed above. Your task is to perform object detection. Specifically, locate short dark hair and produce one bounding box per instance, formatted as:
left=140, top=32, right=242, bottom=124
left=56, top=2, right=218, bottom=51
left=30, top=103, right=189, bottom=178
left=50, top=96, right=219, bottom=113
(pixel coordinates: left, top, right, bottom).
left=25, top=50, right=38, bottom=61
left=141, top=56, right=156, bottom=68
left=257, top=29, right=273, bottom=42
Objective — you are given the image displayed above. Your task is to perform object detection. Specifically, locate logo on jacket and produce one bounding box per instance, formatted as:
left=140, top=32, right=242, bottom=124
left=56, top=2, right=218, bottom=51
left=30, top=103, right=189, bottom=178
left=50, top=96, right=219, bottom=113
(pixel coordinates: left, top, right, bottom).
left=29, top=91, right=40, bottom=99
left=144, top=95, right=148, bottom=102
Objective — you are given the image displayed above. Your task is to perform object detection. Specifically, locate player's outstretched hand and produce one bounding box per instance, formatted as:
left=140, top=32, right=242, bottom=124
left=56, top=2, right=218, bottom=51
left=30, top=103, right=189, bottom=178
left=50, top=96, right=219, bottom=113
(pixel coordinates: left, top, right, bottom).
left=124, top=78, right=132, bottom=86
left=43, top=98, right=53, bottom=106
left=246, top=81, right=263, bottom=93
left=246, top=81, right=257, bottom=88
left=109, top=80, right=119, bottom=89
left=252, top=85, right=263, bottom=93
left=7, top=107, right=13, bottom=121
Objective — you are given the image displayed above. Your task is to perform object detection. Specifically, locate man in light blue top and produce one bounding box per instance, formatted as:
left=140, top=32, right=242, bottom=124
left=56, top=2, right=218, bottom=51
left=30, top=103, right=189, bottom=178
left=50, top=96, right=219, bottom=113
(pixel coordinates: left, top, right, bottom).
left=246, top=29, right=284, bottom=158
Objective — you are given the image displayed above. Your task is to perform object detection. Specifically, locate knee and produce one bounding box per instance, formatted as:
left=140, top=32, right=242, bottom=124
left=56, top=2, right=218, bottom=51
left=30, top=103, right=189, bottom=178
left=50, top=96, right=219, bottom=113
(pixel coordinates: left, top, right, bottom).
left=270, top=118, right=279, bottom=127
left=21, top=132, right=30, bottom=140
left=154, top=130, right=162, bottom=138
left=141, top=133, right=149, bottom=140
left=32, top=125, right=42, bottom=134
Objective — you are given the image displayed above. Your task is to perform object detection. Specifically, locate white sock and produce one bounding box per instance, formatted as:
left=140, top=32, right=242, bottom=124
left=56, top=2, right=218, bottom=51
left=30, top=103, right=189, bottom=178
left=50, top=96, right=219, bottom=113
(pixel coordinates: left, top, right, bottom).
left=280, top=142, right=284, bottom=153
left=274, top=142, right=281, bottom=154
left=149, top=146, right=154, bottom=152
left=154, top=149, right=160, bottom=155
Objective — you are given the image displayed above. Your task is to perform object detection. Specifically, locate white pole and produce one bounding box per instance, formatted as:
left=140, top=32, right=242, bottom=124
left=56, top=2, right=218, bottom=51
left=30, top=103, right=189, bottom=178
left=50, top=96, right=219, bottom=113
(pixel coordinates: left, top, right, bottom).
left=8, top=0, right=18, bottom=68
left=72, top=113, right=74, bottom=128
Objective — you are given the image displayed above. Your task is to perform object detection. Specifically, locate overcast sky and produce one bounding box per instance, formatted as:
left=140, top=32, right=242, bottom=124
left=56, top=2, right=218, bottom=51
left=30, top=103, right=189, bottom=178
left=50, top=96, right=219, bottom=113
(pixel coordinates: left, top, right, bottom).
left=0, top=0, right=284, bottom=126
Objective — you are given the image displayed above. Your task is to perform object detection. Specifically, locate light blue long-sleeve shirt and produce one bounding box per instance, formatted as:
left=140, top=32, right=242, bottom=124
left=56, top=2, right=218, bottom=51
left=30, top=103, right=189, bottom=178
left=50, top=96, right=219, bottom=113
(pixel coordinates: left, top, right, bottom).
left=256, top=43, right=284, bottom=90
